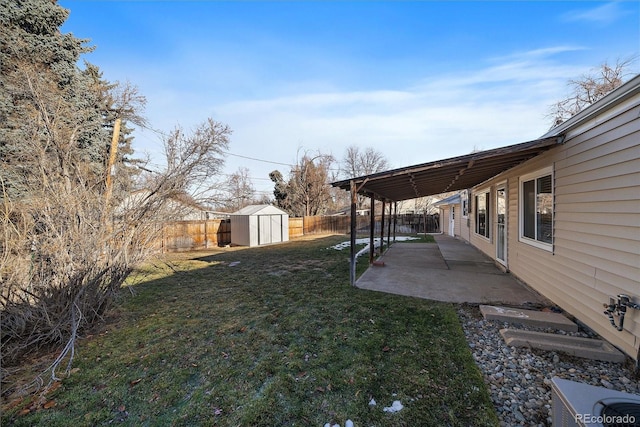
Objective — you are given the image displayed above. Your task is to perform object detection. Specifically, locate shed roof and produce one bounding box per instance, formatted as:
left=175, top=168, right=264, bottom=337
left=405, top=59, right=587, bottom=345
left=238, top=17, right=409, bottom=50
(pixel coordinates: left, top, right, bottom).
left=331, top=136, right=563, bottom=202
left=232, top=204, right=289, bottom=216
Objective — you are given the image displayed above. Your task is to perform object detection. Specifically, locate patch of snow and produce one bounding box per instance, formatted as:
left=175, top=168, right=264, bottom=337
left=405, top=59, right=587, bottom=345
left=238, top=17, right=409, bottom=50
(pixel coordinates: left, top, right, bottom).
left=329, top=236, right=419, bottom=253
left=368, top=398, right=376, bottom=406
left=383, top=400, right=404, bottom=413
left=345, top=420, right=354, bottom=427
left=228, top=261, right=241, bottom=267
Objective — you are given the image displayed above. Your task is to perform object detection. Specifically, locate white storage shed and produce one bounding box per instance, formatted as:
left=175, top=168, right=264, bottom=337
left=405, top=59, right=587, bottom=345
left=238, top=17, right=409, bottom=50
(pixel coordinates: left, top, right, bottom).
left=230, top=205, right=289, bottom=247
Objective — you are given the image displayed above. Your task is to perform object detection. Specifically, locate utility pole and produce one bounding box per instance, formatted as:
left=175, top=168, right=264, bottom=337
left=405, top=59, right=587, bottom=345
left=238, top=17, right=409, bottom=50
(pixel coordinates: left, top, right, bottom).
left=104, top=117, right=122, bottom=205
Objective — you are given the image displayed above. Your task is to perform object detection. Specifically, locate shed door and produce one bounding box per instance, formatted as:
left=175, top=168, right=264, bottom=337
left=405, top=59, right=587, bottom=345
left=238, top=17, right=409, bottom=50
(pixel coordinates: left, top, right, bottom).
left=270, top=215, right=282, bottom=243
left=258, top=215, right=271, bottom=245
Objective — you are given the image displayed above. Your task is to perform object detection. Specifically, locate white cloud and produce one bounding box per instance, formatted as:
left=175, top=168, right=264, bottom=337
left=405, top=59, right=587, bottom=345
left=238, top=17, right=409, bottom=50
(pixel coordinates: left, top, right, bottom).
left=130, top=46, right=596, bottom=192
left=561, top=2, right=628, bottom=26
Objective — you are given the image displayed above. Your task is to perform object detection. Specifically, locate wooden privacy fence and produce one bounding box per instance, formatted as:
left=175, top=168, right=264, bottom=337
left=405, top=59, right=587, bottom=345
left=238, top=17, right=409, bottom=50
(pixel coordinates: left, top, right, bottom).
left=303, top=215, right=349, bottom=235
left=301, top=215, right=438, bottom=235
left=289, top=217, right=304, bottom=238
left=275, top=215, right=373, bottom=239
left=162, top=219, right=231, bottom=252
left=161, top=214, right=439, bottom=252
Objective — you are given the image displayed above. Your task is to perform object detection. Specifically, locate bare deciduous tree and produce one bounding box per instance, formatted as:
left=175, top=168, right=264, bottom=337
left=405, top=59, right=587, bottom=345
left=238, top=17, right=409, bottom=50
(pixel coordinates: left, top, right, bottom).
left=287, top=152, right=335, bottom=217
left=0, top=62, right=230, bottom=390
left=548, top=58, right=635, bottom=127
left=223, top=167, right=256, bottom=212
left=341, top=145, right=389, bottom=178
left=341, top=145, right=390, bottom=209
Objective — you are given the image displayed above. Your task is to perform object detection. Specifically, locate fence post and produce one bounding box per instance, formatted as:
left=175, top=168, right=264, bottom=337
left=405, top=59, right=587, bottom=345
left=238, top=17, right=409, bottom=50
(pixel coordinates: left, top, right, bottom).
left=204, top=219, right=208, bottom=249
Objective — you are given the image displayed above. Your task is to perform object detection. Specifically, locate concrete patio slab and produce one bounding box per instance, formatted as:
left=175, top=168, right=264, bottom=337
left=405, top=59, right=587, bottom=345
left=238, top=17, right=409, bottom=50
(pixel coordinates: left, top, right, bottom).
left=500, top=328, right=626, bottom=363
left=355, top=235, right=546, bottom=306
left=436, top=236, right=494, bottom=263
left=480, top=305, right=578, bottom=332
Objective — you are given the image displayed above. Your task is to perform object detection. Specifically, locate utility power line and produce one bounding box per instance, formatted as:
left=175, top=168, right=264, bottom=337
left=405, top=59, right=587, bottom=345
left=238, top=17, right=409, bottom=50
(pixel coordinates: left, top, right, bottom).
left=221, top=150, right=294, bottom=167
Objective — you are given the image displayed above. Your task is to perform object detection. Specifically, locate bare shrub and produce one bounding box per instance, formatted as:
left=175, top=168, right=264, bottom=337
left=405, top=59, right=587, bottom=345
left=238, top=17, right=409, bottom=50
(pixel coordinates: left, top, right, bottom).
left=0, top=63, right=230, bottom=392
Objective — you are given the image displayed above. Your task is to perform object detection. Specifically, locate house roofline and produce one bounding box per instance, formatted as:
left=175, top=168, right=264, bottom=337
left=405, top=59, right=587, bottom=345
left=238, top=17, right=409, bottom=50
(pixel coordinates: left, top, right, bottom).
left=541, top=73, right=640, bottom=138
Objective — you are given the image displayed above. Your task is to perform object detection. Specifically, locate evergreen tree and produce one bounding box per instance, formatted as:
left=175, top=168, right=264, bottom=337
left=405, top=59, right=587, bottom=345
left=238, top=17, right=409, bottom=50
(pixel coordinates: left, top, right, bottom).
left=0, top=0, right=140, bottom=197
left=270, top=170, right=290, bottom=212
left=0, top=1, right=228, bottom=385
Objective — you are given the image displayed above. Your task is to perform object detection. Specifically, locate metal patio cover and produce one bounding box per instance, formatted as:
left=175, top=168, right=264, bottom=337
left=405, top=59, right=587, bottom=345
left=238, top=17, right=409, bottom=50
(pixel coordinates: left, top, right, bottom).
left=331, top=136, right=564, bottom=202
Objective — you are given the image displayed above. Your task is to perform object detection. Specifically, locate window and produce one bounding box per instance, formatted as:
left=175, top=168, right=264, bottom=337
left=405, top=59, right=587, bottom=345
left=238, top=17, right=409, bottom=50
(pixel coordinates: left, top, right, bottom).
left=475, top=190, right=490, bottom=238
left=461, top=190, right=469, bottom=218
left=520, top=168, right=553, bottom=249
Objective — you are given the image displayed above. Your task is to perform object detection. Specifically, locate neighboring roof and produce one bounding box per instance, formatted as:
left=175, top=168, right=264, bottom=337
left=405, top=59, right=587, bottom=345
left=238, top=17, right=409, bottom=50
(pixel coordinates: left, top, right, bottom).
left=332, top=136, right=563, bottom=202
left=119, top=189, right=211, bottom=211
left=435, top=193, right=461, bottom=207
left=232, top=204, right=288, bottom=216
left=328, top=206, right=370, bottom=216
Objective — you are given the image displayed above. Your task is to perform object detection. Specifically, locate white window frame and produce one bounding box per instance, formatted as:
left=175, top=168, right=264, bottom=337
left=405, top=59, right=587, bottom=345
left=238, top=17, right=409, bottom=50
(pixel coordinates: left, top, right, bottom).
left=474, top=187, right=491, bottom=240
left=519, top=166, right=553, bottom=252
left=461, top=190, right=469, bottom=219
left=495, top=181, right=508, bottom=266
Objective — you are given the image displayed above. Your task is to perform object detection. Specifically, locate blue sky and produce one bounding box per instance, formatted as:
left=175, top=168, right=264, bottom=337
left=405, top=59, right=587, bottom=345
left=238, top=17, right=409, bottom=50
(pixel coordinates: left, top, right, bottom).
left=59, top=1, right=640, bottom=198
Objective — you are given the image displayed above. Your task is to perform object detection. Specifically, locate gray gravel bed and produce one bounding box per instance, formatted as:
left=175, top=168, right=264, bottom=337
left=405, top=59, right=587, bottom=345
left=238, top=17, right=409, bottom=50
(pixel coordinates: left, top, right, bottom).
left=457, top=305, right=639, bottom=427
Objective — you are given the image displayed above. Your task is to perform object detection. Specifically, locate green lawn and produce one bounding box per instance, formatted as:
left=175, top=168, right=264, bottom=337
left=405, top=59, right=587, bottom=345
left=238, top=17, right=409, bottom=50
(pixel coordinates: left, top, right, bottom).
left=3, top=235, right=497, bottom=426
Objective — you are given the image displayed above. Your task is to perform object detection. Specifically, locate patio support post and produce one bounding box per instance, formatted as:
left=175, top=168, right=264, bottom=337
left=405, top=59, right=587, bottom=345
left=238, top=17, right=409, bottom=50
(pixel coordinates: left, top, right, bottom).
left=387, top=202, right=392, bottom=250
left=349, top=180, right=357, bottom=286
left=369, top=193, right=375, bottom=265
left=393, top=202, right=397, bottom=242
left=380, top=200, right=385, bottom=255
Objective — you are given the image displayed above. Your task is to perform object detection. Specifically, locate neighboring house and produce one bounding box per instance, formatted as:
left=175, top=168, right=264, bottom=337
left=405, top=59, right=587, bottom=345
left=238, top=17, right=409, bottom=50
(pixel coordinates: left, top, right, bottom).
left=333, top=74, right=640, bottom=362
left=117, top=190, right=211, bottom=221
left=330, top=206, right=371, bottom=216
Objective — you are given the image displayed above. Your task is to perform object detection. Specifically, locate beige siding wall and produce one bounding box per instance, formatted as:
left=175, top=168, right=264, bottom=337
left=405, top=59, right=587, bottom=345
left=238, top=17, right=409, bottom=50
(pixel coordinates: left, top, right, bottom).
left=468, top=102, right=640, bottom=360
left=454, top=205, right=462, bottom=237
left=439, top=206, right=449, bottom=235
left=440, top=204, right=464, bottom=237
left=459, top=203, right=472, bottom=243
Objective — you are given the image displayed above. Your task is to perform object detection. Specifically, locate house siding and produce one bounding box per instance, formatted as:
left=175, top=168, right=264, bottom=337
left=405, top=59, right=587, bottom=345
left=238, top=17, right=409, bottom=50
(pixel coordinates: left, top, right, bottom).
left=468, top=101, right=640, bottom=360
left=439, top=203, right=465, bottom=238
